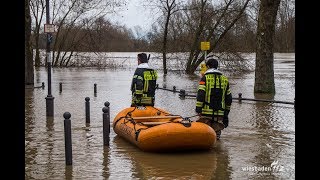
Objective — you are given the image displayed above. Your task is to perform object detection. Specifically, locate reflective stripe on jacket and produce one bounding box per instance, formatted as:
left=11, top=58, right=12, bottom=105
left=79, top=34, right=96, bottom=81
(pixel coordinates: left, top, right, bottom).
left=131, top=64, right=158, bottom=106
left=196, top=69, right=232, bottom=116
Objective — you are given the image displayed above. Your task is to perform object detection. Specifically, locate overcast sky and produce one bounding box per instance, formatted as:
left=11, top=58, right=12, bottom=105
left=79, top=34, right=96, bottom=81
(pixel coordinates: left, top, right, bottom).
left=110, top=0, right=156, bottom=35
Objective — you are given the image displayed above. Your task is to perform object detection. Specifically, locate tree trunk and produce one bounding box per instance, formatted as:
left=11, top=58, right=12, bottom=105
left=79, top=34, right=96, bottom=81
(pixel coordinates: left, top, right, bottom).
left=34, top=31, right=41, bottom=67
left=185, top=0, right=206, bottom=75
left=162, top=11, right=170, bottom=75
left=254, top=0, right=280, bottom=93
left=25, top=0, right=34, bottom=85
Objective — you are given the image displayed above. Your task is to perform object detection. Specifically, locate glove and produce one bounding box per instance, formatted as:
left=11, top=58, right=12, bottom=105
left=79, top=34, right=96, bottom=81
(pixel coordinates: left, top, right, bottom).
left=223, top=116, right=229, bottom=128
left=224, top=110, right=230, bottom=117
left=195, top=107, right=202, bottom=114
left=223, top=110, right=230, bottom=128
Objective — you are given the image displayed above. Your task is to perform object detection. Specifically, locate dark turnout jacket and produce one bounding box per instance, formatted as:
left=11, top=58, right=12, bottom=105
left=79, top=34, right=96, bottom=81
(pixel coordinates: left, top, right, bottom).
left=131, top=63, right=158, bottom=106
left=196, top=68, right=232, bottom=117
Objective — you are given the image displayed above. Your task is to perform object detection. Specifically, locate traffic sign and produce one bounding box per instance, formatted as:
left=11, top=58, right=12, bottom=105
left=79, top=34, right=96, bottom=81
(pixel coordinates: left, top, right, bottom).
left=201, top=41, right=210, bottom=51
left=44, top=24, right=56, bottom=33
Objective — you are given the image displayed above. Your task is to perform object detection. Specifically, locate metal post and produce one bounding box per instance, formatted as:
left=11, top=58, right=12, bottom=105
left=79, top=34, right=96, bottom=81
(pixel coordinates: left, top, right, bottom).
left=238, top=93, right=242, bottom=103
left=63, top=112, right=72, bottom=165
left=204, top=50, right=207, bottom=62
left=85, top=97, right=90, bottom=124
left=179, top=89, right=186, bottom=98
left=102, top=101, right=110, bottom=146
left=94, top=83, right=97, bottom=94
left=42, top=82, right=45, bottom=89
left=173, top=86, right=176, bottom=92
left=59, top=82, right=62, bottom=93
left=45, top=0, right=54, bottom=117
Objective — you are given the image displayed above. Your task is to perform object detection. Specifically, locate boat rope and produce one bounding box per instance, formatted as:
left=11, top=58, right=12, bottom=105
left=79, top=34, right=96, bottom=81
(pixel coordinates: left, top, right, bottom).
left=132, top=106, right=181, bottom=141
left=185, top=114, right=199, bottom=119
left=176, top=114, right=200, bottom=127
left=113, top=106, right=137, bottom=128
left=133, top=122, right=149, bottom=142
left=114, top=106, right=200, bottom=141
left=135, top=128, right=146, bottom=141
left=112, top=106, right=148, bottom=141
left=150, top=106, right=200, bottom=120
left=183, top=114, right=200, bottom=119
left=150, top=106, right=182, bottom=117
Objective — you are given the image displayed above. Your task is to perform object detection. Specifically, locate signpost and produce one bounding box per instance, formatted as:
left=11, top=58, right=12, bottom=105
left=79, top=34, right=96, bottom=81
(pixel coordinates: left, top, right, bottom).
left=200, top=41, right=210, bottom=77
left=200, top=41, right=210, bottom=51
left=45, top=0, right=54, bottom=117
left=44, top=24, right=56, bottom=33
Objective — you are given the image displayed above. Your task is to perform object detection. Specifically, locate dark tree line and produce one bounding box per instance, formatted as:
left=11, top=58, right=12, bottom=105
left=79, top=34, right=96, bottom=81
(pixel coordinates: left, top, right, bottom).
left=32, top=6, right=294, bottom=54
left=26, top=0, right=293, bottom=95
left=25, top=0, right=34, bottom=85
left=33, top=18, right=149, bottom=53
left=33, top=22, right=294, bottom=54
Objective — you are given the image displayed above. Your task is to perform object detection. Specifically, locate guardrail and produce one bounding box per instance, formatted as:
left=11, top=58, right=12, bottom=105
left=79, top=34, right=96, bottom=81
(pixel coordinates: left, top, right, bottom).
left=156, top=84, right=295, bottom=106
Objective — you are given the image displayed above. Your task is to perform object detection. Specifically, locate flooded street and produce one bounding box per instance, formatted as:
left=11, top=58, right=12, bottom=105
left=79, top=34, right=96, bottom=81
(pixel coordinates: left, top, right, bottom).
left=25, top=53, right=295, bottom=179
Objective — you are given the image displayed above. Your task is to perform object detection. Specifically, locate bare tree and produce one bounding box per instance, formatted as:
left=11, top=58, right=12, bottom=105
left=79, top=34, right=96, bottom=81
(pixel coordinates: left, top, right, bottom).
left=160, top=0, right=181, bottom=74
left=254, top=0, right=281, bottom=93
left=29, top=0, right=127, bottom=67
left=184, top=0, right=211, bottom=74
left=275, top=0, right=295, bottom=52
left=185, top=0, right=251, bottom=74
left=145, top=0, right=184, bottom=74
left=26, top=0, right=34, bottom=85
left=49, top=0, right=127, bottom=67
left=30, top=0, right=45, bottom=67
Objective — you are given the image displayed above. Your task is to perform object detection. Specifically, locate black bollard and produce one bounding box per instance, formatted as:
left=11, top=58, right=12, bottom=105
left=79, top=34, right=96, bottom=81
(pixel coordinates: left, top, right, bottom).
left=85, top=97, right=90, bottom=124
left=102, top=101, right=110, bottom=146
left=42, top=82, right=45, bottom=89
left=179, top=89, right=186, bottom=98
left=94, top=83, right=97, bottom=94
left=173, top=86, right=176, bottom=92
left=238, top=93, right=242, bottom=103
left=63, top=112, right=72, bottom=165
left=59, top=82, right=62, bottom=93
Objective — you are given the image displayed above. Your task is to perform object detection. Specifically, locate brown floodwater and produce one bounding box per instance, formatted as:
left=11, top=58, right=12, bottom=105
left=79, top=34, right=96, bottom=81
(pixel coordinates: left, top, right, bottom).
left=25, top=53, right=295, bottom=179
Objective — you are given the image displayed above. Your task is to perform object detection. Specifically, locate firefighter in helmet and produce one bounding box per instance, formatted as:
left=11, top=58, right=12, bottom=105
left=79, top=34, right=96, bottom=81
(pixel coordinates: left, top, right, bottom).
left=131, top=53, right=158, bottom=107
left=195, top=55, right=232, bottom=140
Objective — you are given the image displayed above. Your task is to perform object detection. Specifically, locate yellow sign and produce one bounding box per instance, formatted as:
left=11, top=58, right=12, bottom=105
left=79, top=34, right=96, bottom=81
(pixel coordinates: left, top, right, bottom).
left=200, top=41, right=210, bottom=51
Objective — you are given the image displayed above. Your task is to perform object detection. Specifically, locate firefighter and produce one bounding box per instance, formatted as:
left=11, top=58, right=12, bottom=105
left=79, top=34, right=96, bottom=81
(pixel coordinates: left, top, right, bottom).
left=131, top=53, right=158, bottom=107
left=195, top=55, right=232, bottom=140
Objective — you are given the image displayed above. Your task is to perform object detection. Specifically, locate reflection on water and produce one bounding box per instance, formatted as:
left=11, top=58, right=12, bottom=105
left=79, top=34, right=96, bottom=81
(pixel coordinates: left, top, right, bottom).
left=111, top=135, right=230, bottom=179
left=102, top=147, right=110, bottom=179
left=25, top=53, right=295, bottom=179
left=65, top=165, right=73, bottom=180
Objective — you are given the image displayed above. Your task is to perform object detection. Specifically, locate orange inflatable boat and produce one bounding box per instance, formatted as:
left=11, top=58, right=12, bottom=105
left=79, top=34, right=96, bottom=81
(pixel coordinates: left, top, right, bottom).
left=113, top=106, right=217, bottom=152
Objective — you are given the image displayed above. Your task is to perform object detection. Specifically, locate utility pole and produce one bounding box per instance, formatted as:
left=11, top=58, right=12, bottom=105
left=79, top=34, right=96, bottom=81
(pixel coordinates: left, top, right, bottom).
left=45, top=0, right=54, bottom=117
